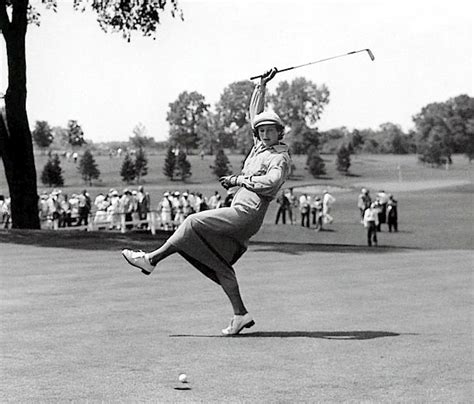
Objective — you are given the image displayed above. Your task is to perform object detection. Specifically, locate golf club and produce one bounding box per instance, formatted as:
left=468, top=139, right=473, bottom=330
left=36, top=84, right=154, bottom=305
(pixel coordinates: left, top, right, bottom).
left=250, top=48, right=375, bottom=80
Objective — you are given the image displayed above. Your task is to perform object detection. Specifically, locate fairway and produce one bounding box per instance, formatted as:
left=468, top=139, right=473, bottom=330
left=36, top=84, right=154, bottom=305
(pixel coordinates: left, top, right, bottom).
left=1, top=154, right=473, bottom=402
left=1, top=239, right=472, bottom=402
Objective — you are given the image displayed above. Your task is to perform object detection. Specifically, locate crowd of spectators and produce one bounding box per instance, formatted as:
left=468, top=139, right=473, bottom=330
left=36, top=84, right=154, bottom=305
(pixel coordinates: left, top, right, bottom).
left=359, top=188, right=398, bottom=246
left=0, top=187, right=237, bottom=231
left=274, top=187, right=336, bottom=231
left=1, top=186, right=398, bottom=243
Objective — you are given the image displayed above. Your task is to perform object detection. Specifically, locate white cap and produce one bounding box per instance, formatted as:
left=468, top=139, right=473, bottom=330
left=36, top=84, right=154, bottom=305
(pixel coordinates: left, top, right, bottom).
left=253, top=110, right=284, bottom=129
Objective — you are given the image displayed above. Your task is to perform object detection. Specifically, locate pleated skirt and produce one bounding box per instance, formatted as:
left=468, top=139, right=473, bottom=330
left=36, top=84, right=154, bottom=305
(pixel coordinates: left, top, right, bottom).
left=167, top=188, right=269, bottom=284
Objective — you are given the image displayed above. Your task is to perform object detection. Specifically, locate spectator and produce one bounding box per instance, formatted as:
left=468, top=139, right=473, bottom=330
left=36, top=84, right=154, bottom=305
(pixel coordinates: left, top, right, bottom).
left=363, top=202, right=379, bottom=246
left=322, top=190, right=336, bottom=225
left=0, top=194, right=10, bottom=228
left=197, top=192, right=208, bottom=212
left=136, top=186, right=151, bottom=222
left=387, top=194, right=398, bottom=232
left=158, top=192, right=173, bottom=231
left=223, top=188, right=236, bottom=207
left=373, top=198, right=383, bottom=232
left=181, top=192, right=194, bottom=218
left=357, top=188, right=371, bottom=223
left=93, top=193, right=109, bottom=227
left=275, top=190, right=290, bottom=224
left=311, top=196, right=323, bottom=231
left=107, top=189, right=121, bottom=230
left=38, top=191, right=49, bottom=226
left=172, top=191, right=185, bottom=228
left=119, top=189, right=134, bottom=229
left=44, top=190, right=60, bottom=229
left=69, top=193, right=80, bottom=225
left=58, top=193, right=72, bottom=227
left=76, top=189, right=92, bottom=227
left=299, top=193, right=310, bottom=228
left=208, top=191, right=221, bottom=209
left=377, top=190, right=389, bottom=229
left=285, top=187, right=297, bottom=225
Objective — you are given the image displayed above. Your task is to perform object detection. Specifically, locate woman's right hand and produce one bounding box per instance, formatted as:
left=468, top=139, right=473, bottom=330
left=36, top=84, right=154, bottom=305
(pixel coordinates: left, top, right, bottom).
left=260, top=67, right=278, bottom=85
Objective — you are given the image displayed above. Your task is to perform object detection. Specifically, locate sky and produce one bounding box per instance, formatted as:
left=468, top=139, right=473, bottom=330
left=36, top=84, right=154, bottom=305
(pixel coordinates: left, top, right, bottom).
left=1, top=0, right=473, bottom=143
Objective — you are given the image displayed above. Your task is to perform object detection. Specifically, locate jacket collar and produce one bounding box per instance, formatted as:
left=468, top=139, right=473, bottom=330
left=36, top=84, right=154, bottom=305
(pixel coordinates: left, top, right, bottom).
left=254, top=140, right=289, bottom=154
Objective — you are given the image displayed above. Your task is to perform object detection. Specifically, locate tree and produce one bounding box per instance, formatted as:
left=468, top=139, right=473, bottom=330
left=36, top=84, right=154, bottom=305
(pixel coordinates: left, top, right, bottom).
left=464, top=119, right=474, bottom=162
left=336, top=144, right=351, bottom=174
left=376, top=122, right=411, bottom=154
left=163, top=146, right=176, bottom=180
left=67, top=119, right=86, bottom=148
left=412, top=95, right=474, bottom=165
left=306, top=146, right=326, bottom=178
left=134, top=147, right=148, bottom=184
left=271, top=77, right=330, bottom=154
left=167, top=91, right=209, bottom=152
left=319, top=127, right=350, bottom=154
left=215, top=80, right=255, bottom=150
left=120, top=153, right=136, bottom=183
left=0, top=0, right=182, bottom=229
left=78, top=149, right=100, bottom=186
left=40, top=154, right=64, bottom=187
left=211, top=148, right=232, bottom=178
left=129, top=122, right=155, bottom=149
left=350, top=129, right=364, bottom=151
left=32, top=120, right=53, bottom=152
left=176, top=150, right=191, bottom=181
left=417, top=130, right=450, bottom=167
left=196, top=111, right=220, bottom=155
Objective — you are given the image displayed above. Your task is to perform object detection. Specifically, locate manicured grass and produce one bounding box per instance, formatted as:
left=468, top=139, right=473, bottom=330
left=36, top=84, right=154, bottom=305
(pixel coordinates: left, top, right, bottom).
left=0, top=153, right=472, bottom=401
left=0, top=241, right=471, bottom=402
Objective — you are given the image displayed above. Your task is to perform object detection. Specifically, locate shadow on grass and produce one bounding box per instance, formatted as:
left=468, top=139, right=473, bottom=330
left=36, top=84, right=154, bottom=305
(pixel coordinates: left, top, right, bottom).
left=0, top=229, right=417, bottom=253
left=251, top=241, right=416, bottom=254
left=170, top=331, right=402, bottom=340
left=344, top=173, right=361, bottom=178
left=0, top=229, right=169, bottom=251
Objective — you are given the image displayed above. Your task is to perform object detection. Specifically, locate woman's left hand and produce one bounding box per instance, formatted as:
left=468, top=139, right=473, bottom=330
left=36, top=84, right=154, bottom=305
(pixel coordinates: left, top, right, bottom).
left=219, top=175, right=238, bottom=189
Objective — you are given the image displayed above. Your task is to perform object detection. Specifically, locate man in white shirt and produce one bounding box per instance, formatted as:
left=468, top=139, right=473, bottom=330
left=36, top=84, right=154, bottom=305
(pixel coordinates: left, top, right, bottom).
left=322, top=190, right=336, bottom=224
left=363, top=202, right=379, bottom=246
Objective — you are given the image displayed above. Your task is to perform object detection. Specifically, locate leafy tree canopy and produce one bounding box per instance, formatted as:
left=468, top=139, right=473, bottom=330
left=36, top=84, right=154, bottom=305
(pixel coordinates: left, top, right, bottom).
left=129, top=122, right=155, bottom=149
left=167, top=91, right=209, bottom=152
left=32, top=120, right=54, bottom=149
left=271, top=77, right=330, bottom=129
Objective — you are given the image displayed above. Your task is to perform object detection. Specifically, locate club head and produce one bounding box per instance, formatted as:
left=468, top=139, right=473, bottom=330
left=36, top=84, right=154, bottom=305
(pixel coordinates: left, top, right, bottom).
left=366, top=49, right=375, bottom=61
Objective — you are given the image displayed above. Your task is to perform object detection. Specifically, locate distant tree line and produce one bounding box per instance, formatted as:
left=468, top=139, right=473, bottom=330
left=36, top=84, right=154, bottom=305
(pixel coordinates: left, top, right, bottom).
left=32, top=82, right=472, bottom=172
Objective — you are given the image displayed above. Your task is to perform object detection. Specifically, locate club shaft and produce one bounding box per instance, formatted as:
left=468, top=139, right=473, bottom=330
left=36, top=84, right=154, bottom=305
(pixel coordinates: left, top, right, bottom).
left=250, top=49, right=374, bottom=80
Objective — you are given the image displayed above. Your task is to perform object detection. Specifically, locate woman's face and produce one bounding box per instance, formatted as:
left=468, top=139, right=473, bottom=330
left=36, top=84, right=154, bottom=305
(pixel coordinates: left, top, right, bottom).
left=257, top=124, right=280, bottom=147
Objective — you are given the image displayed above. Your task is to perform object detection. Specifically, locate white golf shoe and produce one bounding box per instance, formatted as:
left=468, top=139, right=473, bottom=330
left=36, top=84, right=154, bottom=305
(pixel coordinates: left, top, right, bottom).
left=221, top=313, right=255, bottom=336
left=121, top=249, right=155, bottom=275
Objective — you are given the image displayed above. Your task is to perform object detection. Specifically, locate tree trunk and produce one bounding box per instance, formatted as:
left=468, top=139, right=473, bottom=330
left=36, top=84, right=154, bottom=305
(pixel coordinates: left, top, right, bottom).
left=0, top=1, right=40, bottom=229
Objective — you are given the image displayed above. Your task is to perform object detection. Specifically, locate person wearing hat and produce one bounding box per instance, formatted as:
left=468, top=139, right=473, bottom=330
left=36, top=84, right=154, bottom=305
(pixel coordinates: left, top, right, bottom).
left=363, top=202, right=380, bottom=246
left=122, top=68, right=291, bottom=335
left=322, top=189, right=336, bottom=225
left=387, top=194, right=398, bottom=232
left=311, top=195, right=324, bottom=231
left=357, top=188, right=371, bottom=224
left=158, top=192, right=173, bottom=231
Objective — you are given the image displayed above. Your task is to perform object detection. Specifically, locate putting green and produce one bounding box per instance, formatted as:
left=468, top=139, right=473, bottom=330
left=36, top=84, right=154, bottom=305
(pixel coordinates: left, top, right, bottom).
left=1, top=242, right=471, bottom=402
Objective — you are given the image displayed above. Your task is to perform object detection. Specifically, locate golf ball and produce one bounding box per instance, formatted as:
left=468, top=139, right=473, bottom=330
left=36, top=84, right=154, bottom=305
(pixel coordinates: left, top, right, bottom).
left=178, top=373, right=187, bottom=383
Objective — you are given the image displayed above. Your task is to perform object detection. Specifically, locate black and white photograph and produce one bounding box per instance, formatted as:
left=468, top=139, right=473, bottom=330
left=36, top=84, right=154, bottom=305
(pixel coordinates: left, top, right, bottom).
left=1, top=0, right=472, bottom=401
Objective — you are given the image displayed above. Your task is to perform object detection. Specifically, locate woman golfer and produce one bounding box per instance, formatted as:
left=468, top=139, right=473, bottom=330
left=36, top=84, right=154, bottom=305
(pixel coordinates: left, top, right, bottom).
left=122, top=68, right=291, bottom=335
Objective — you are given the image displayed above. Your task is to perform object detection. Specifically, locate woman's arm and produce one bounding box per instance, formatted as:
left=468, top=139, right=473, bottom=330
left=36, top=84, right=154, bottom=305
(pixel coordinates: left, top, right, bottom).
left=249, top=68, right=278, bottom=126
left=220, top=154, right=290, bottom=196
